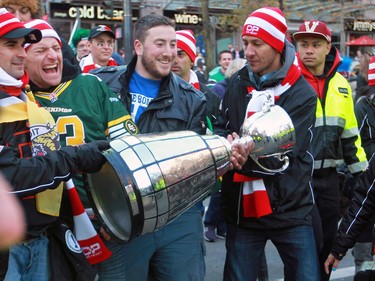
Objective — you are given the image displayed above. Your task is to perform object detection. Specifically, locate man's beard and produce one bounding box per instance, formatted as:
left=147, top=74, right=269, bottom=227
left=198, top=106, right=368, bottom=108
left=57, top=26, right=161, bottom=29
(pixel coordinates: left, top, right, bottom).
left=141, top=54, right=171, bottom=80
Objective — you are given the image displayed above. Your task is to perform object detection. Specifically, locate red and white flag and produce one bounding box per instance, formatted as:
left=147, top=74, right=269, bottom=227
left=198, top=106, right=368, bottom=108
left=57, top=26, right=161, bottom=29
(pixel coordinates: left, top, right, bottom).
left=236, top=58, right=300, bottom=218
left=234, top=174, right=272, bottom=218
left=234, top=88, right=274, bottom=218
left=66, top=179, right=112, bottom=264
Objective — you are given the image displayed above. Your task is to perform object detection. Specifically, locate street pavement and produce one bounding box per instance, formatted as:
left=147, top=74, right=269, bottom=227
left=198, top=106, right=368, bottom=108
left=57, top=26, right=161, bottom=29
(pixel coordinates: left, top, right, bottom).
left=204, top=238, right=356, bottom=281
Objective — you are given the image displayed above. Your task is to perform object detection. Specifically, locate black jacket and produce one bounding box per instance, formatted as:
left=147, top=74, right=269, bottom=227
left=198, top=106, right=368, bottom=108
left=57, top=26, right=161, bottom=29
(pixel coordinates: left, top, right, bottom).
left=331, top=157, right=375, bottom=259
left=199, top=82, right=221, bottom=133
left=217, top=40, right=317, bottom=229
left=0, top=90, right=69, bottom=235
left=0, top=88, right=107, bottom=235
left=355, top=93, right=375, bottom=160
left=91, top=56, right=207, bottom=135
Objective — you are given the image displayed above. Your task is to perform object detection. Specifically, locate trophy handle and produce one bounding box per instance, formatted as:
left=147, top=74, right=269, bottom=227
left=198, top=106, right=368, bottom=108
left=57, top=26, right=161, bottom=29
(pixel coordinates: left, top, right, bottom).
left=250, top=154, right=290, bottom=173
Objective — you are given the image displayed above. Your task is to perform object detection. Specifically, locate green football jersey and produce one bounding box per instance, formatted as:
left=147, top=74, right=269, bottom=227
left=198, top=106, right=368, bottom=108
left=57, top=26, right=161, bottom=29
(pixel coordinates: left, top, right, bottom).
left=34, top=73, right=137, bottom=145
left=34, top=73, right=138, bottom=210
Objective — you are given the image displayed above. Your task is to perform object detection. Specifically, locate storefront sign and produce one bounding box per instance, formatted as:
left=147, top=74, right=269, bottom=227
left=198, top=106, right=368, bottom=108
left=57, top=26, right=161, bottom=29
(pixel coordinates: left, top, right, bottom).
left=174, top=14, right=201, bottom=24
left=344, top=19, right=375, bottom=32
left=164, top=11, right=201, bottom=25
left=50, top=2, right=130, bottom=21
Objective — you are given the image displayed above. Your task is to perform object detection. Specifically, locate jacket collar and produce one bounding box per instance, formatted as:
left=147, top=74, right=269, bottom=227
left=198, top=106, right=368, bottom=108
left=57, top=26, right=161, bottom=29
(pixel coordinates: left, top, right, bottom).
left=245, top=40, right=298, bottom=90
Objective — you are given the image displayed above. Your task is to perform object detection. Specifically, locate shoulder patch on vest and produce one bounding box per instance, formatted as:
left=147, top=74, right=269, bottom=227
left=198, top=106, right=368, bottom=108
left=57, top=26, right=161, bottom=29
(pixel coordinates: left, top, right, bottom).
left=338, top=87, right=349, bottom=95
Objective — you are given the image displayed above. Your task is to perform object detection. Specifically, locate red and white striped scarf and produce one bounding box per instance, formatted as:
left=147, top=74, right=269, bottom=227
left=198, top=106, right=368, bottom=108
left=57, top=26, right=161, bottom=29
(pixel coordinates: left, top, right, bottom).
left=0, top=68, right=29, bottom=97
left=236, top=57, right=301, bottom=218
left=189, top=69, right=200, bottom=90
left=80, top=53, right=118, bottom=73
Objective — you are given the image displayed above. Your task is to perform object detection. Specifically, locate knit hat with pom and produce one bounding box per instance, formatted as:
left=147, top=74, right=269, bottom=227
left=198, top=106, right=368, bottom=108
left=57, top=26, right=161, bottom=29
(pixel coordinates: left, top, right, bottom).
left=242, top=7, right=287, bottom=53
left=23, top=19, right=61, bottom=48
left=368, top=55, right=375, bottom=86
left=72, top=28, right=90, bottom=48
left=176, top=30, right=197, bottom=62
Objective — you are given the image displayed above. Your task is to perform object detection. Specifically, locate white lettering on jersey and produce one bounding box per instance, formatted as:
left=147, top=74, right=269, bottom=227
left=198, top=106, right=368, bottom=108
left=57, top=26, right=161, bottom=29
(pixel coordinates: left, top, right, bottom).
left=130, top=92, right=153, bottom=121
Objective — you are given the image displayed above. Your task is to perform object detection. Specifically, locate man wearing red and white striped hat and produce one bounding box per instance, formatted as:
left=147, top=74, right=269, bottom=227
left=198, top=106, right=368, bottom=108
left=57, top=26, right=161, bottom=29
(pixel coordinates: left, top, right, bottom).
left=173, top=30, right=220, bottom=126
left=22, top=18, right=138, bottom=280
left=173, top=29, right=226, bottom=242
left=173, top=29, right=223, bottom=240
left=215, top=7, right=321, bottom=280
left=0, top=8, right=114, bottom=281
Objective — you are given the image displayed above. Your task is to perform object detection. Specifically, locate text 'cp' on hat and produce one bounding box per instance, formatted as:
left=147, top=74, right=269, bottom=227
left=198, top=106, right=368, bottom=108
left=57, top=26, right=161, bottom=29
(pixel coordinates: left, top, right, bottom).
left=0, top=7, right=41, bottom=43
left=293, top=20, right=332, bottom=43
left=242, top=7, right=287, bottom=53
left=89, top=25, right=115, bottom=40
left=176, top=30, right=196, bottom=63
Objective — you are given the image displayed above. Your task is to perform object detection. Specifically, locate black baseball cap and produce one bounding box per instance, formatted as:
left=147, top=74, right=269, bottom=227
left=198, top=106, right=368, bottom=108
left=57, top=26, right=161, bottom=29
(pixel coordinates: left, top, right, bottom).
left=89, top=25, right=115, bottom=40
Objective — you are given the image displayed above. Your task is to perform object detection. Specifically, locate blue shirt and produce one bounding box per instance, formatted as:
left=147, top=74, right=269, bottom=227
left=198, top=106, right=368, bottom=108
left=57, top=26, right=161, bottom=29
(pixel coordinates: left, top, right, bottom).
left=129, top=70, right=161, bottom=123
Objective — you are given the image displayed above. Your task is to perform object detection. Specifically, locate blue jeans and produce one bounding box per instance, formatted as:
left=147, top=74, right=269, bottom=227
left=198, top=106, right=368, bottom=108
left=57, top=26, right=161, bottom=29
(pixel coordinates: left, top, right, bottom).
left=96, top=206, right=206, bottom=281
left=195, top=201, right=205, bottom=217
left=4, top=235, right=50, bottom=281
left=204, top=191, right=226, bottom=234
left=224, top=224, right=320, bottom=281
left=94, top=238, right=127, bottom=281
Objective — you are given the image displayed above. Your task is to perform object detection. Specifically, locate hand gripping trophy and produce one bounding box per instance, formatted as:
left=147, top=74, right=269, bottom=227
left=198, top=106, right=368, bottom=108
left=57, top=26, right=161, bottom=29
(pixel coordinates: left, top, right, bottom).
left=235, top=92, right=296, bottom=173
left=87, top=96, right=295, bottom=243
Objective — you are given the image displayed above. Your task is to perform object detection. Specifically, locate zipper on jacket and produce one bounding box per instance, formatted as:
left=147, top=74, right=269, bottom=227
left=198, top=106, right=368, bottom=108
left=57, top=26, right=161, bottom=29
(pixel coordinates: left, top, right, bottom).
left=237, top=182, right=244, bottom=225
left=321, top=74, right=331, bottom=169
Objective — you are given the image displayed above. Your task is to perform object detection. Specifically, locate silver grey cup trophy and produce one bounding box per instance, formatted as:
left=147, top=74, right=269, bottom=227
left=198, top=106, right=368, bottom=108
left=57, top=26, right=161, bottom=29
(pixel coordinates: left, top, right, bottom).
left=235, top=104, right=296, bottom=173
left=87, top=107, right=295, bottom=243
left=87, top=131, right=231, bottom=243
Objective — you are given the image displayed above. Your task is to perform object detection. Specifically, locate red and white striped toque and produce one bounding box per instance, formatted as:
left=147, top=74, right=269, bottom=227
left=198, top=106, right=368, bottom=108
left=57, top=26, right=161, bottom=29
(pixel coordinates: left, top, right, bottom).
left=0, top=8, right=41, bottom=43
left=368, top=56, right=375, bottom=86
left=242, top=7, right=287, bottom=53
left=176, top=29, right=197, bottom=63
left=23, top=19, right=62, bottom=49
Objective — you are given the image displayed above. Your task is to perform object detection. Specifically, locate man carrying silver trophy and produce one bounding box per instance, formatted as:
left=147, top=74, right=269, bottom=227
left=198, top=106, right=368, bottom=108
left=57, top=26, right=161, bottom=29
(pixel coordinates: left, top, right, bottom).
left=215, top=7, right=320, bottom=281
left=88, top=8, right=321, bottom=281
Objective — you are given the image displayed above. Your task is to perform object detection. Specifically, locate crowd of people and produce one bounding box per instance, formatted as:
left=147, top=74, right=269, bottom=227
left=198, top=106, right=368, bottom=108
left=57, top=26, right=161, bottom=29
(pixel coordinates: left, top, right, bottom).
left=1, top=0, right=375, bottom=280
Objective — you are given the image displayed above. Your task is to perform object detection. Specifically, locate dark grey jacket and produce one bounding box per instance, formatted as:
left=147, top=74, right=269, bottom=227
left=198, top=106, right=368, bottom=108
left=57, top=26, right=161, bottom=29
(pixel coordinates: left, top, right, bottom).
left=331, top=157, right=375, bottom=259
left=91, top=56, right=207, bottom=135
left=218, top=40, right=317, bottom=229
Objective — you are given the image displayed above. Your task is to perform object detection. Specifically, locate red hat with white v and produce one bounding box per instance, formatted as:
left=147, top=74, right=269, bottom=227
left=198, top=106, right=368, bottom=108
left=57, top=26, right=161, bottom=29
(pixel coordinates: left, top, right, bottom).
left=293, top=20, right=332, bottom=43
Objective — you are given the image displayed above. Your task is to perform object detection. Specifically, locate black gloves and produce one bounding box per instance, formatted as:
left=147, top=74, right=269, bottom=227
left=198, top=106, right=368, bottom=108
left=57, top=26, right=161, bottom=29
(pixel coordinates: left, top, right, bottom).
left=61, top=140, right=110, bottom=173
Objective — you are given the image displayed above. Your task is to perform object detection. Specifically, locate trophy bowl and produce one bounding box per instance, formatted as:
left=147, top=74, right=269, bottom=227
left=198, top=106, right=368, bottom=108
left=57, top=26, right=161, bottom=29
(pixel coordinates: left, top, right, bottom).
left=241, top=105, right=296, bottom=172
